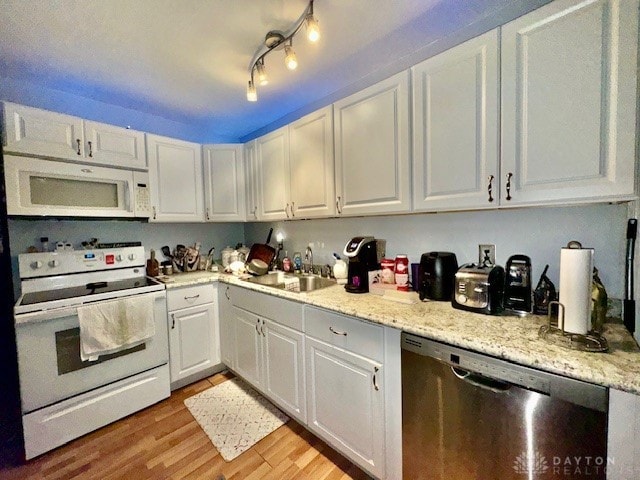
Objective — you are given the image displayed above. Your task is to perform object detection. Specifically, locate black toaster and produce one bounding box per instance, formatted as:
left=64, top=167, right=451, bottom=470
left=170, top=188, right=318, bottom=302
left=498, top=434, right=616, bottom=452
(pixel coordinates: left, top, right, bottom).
left=418, top=252, right=458, bottom=301
left=451, top=263, right=505, bottom=315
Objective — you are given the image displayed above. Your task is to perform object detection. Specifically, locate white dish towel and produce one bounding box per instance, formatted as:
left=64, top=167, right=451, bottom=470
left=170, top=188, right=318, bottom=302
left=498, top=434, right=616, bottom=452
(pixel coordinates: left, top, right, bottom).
left=78, top=295, right=155, bottom=362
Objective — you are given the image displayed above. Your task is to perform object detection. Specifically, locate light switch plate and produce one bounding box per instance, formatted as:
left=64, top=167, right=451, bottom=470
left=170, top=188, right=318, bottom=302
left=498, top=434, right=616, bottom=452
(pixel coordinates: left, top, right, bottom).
left=478, top=244, right=496, bottom=266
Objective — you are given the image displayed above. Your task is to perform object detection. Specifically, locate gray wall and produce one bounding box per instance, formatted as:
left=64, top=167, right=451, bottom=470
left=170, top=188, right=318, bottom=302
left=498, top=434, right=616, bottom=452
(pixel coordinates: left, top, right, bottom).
left=244, top=203, right=630, bottom=299
left=8, top=219, right=244, bottom=299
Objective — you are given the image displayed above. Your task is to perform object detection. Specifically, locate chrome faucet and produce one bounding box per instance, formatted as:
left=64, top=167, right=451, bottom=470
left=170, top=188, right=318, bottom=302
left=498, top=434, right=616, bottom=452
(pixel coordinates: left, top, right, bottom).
left=304, top=245, right=313, bottom=274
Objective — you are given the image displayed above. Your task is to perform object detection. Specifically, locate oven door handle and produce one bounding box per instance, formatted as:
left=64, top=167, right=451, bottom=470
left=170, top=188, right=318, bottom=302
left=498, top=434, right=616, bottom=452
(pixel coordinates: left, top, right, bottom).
left=15, top=291, right=166, bottom=326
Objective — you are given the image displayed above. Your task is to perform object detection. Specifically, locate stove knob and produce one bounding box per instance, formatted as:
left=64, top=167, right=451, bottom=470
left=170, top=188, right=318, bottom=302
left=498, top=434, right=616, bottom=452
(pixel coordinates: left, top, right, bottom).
left=115, top=255, right=123, bottom=262
left=128, top=253, right=136, bottom=261
left=31, top=261, right=43, bottom=269
left=48, top=260, right=59, bottom=268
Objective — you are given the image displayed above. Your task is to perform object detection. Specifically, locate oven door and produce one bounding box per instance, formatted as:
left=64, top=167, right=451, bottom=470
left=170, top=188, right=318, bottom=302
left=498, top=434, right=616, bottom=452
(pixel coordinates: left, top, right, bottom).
left=4, top=155, right=138, bottom=218
left=15, top=291, right=168, bottom=413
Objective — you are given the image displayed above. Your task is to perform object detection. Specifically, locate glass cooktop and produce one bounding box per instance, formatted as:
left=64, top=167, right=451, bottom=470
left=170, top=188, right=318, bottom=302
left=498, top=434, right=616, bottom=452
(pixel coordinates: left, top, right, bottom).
left=21, top=277, right=157, bottom=306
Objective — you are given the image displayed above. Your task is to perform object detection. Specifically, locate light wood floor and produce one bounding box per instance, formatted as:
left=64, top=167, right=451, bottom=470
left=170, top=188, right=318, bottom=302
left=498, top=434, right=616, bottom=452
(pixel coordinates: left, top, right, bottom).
left=0, top=372, right=369, bottom=480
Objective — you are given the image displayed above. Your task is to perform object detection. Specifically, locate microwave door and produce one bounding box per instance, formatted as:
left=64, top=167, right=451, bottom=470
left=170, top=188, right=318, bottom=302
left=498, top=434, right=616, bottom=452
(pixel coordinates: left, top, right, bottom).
left=4, top=155, right=136, bottom=218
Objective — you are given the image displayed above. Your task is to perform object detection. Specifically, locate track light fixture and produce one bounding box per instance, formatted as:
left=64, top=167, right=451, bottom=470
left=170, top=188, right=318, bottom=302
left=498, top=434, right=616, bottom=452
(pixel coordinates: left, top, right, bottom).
left=246, top=0, right=319, bottom=101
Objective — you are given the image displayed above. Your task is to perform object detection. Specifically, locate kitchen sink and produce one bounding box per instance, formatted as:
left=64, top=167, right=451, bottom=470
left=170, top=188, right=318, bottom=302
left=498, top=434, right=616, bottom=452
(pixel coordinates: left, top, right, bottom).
left=243, top=272, right=336, bottom=292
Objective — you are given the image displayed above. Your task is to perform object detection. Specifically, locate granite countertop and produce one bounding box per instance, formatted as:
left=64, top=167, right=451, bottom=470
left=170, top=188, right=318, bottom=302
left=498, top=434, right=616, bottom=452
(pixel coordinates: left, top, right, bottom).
left=157, top=270, right=640, bottom=395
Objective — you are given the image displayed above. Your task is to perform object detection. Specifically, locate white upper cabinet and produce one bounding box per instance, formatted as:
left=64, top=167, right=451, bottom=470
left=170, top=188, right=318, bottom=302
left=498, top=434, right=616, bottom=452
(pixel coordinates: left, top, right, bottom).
left=334, top=71, right=411, bottom=216
left=83, top=121, right=146, bottom=169
left=256, top=126, right=291, bottom=221
left=202, top=144, right=246, bottom=222
left=412, top=30, right=500, bottom=211
left=500, top=0, right=638, bottom=205
left=147, top=134, right=204, bottom=222
left=244, top=140, right=259, bottom=221
left=3, top=102, right=146, bottom=169
left=289, top=106, right=336, bottom=218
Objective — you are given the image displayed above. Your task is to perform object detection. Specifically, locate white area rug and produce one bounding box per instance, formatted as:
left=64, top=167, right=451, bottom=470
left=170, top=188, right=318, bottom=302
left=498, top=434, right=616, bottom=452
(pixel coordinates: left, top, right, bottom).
left=184, top=378, right=289, bottom=461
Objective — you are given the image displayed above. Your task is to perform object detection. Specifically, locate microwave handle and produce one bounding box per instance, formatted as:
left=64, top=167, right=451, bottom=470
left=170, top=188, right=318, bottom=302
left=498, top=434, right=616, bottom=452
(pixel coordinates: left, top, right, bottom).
left=124, top=180, right=133, bottom=213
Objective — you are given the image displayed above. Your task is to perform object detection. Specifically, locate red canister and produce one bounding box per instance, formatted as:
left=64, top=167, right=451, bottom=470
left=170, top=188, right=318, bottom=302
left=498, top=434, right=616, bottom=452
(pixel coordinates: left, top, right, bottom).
left=394, top=255, right=409, bottom=291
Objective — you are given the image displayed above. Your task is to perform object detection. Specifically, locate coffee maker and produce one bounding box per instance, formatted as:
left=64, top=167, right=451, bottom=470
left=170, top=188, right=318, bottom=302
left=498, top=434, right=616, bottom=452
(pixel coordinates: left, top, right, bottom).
left=343, top=236, right=381, bottom=293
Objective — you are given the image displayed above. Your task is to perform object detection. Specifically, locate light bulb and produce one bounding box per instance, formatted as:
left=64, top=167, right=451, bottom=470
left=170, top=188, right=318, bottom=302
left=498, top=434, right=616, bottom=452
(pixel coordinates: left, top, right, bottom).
left=257, top=62, right=268, bottom=86
left=284, top=44, right=298, bottom=70
left=306, top=14, right=320, bottom=42
left=246, top=80, right=257, bottom=102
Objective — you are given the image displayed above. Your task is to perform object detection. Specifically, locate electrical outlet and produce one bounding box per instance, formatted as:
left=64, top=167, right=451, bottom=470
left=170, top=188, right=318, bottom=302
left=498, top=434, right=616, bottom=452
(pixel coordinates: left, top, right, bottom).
left=478, top=244, right=496, bottom=266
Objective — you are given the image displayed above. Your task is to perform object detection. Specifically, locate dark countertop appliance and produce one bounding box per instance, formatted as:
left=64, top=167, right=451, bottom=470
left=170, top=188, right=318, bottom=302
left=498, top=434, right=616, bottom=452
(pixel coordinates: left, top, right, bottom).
left=418, top=252, right=458, bottom=301
left=343, top=236, right=380, bottom=293
left=504, top=254, right=532, bottom=313
left=452, top=263, right=505, bottom=314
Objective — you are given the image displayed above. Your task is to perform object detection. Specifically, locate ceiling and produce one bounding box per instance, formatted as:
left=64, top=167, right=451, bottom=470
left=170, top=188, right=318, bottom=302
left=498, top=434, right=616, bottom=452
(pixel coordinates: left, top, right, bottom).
left=0, top=0, right=526, bottom=142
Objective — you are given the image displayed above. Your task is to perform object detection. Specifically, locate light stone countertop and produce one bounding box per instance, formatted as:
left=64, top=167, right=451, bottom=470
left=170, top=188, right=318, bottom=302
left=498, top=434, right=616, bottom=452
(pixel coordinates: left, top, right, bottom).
left=155, top=270, right=640, bottom=395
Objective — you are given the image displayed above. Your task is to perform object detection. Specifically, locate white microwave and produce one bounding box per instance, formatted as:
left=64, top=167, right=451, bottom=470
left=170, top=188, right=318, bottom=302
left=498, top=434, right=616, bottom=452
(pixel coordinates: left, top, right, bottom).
left=3, top=155, right=151, bottom=218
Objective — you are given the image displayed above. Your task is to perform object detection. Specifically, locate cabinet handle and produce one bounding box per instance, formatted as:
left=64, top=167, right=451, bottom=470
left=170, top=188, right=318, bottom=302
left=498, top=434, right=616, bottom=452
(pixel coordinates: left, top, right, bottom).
left=206, top=208, right=210, bottom=221
left=76, top=138, right=81, bottom=155
left=487, top=175, right=494, bottom=203
left=291, top=202, right=295, bottom=217
left=225, top=286, right=230, bottom=300
left=152, top=206, right=157, bottom=220
left=285, top=203, right=290, bottom=219
left=171, top=313, right=176, bottom=329
left=260, top=319, right=266, bottom=337
left=253, top=206, right=258, bottom=219
left=329, top=326, right=347, bottom=336
left=255, top=319, right=260, bottom=334
left=373, top=366, right=379, bottom=391
left=505, top=172, right=513, bottom=201
left=336, top=196, right=342, bottom=214
left=87, top=141, right=93, bottom=157
left=184, top=294, right=200, bottom=301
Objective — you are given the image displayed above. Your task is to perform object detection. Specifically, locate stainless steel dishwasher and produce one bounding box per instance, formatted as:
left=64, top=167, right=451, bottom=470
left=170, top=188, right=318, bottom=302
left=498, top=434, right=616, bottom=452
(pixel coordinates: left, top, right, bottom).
left=401, top=333, right=609, bottom=480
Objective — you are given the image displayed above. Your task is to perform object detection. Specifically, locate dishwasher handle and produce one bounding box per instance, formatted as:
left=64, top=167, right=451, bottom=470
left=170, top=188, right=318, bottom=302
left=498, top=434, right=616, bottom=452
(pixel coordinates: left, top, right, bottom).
left=451, top=366, right=512, bottom=394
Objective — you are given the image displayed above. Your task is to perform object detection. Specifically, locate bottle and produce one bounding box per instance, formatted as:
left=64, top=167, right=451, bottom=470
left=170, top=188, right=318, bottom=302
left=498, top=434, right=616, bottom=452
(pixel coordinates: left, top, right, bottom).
left=146, top=249, right=160, bottom=277
left=395, top=255, right=409, bottom=291
left=283, top=251, right=292, bottom=272
left=293, top=252, right=303, bottom=273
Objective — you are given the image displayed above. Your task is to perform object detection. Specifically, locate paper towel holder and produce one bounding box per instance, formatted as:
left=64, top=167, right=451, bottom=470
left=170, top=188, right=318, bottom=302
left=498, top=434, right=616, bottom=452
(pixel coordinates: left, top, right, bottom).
left=539, top=300, right=608, bottom=352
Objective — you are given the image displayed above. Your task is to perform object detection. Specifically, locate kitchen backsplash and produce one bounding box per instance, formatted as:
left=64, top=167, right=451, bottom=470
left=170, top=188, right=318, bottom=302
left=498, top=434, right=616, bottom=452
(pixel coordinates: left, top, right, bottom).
left=244, top=203, right=630, bottom=299
left=8, top=219, right=244, bottom=299
left=8, top=203, right=631, bottom=301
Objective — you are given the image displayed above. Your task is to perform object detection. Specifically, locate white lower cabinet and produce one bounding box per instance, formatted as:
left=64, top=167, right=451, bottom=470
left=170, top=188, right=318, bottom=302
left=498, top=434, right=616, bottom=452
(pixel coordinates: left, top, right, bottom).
left=306, top=336, right=385, bottom=478
left=226, top=287, right=401, bottom=479
left=230, top=299, right=307, bottom=423
left=166, top=284, right=220, bottom=389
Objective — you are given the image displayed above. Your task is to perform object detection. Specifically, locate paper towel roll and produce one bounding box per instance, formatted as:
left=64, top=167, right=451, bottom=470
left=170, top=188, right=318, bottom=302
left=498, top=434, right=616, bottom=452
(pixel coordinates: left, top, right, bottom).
left=559, top=246, right=594, bottom=334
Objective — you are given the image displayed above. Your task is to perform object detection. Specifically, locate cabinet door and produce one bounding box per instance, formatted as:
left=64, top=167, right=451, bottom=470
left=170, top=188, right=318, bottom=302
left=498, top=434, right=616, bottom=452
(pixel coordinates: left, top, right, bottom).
left=305, top=337, right=384, bottom=478
left=334, top=71, right=411, bottom=216
left=218, top=285, right=235, bottom=369
left=263, top=319, right=306, bottom=423
left=147, top=134, right=204, bottom=222
left=256, top=127, right=290, bottom=221
left=232, top=306, right=263, bottom=389
left=203, top=144, right=246, bottom=222
left=412, top=30, right=499, bottom=211
left=168, top=302, right=218, bottom=384
left=289, top=106, right=335, bottom=218
left=83, top=121, right=146, bottom=169
left=244, top=140, right=259, bottom=221
left=501, top=0, right=637, bottom=205
left=3, top=102, right=84, bottom=160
